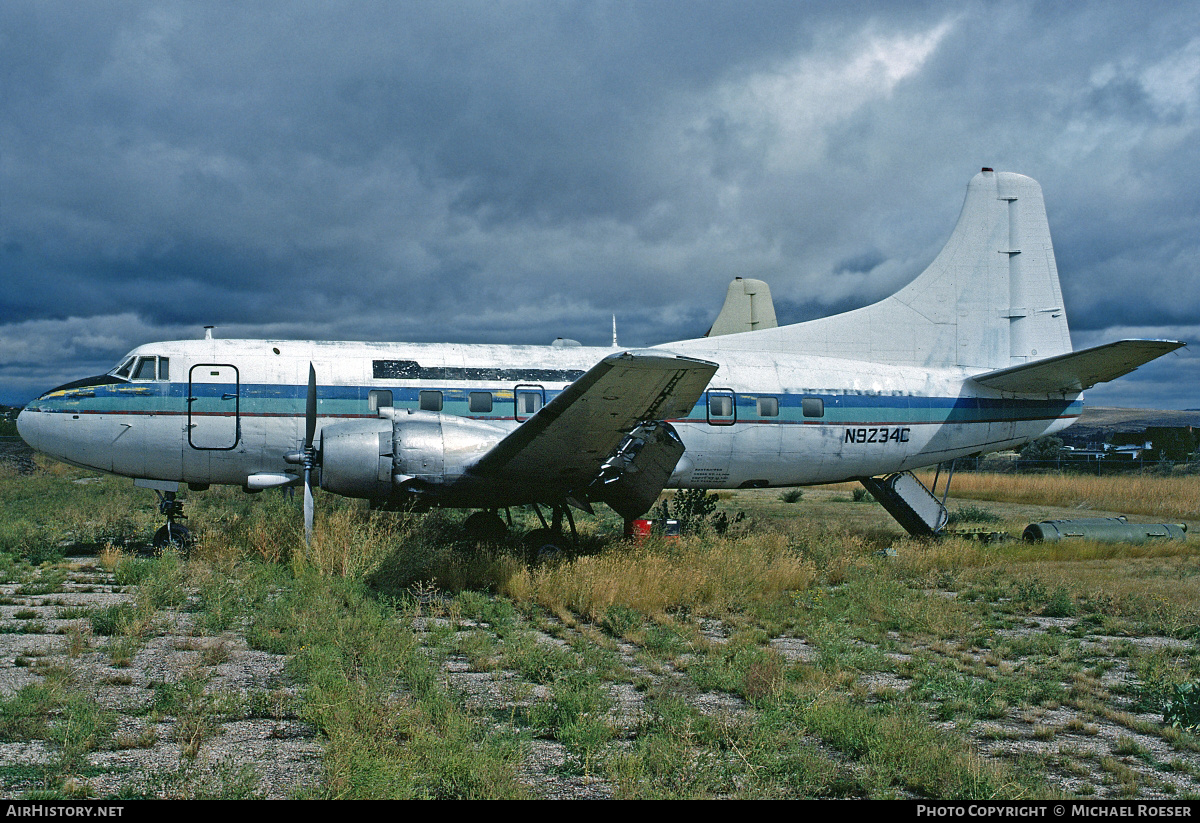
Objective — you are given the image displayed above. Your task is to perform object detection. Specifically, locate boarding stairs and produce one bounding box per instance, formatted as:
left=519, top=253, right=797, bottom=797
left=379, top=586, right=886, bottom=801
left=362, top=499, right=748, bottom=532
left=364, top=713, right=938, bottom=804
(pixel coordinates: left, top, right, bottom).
left=860, top=470, right=950, bottom=538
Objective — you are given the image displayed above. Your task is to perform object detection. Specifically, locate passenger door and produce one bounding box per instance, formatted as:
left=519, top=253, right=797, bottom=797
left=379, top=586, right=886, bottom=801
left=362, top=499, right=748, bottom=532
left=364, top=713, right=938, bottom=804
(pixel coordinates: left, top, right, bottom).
left=188, top=364, right=240, bottom=450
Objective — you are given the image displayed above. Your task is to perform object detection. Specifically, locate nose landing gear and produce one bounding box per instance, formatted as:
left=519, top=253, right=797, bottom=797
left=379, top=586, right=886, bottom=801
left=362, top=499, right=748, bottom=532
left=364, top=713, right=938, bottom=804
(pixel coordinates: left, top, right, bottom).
left=151, top=490, right=191, bottom=555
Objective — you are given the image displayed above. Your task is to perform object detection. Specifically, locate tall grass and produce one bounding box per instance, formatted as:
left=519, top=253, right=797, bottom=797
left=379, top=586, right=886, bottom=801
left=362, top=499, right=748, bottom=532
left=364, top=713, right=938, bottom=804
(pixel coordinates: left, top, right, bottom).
left=917, top=470, right=1200, bottom=520
left=501, top=532, right=817, bottom=620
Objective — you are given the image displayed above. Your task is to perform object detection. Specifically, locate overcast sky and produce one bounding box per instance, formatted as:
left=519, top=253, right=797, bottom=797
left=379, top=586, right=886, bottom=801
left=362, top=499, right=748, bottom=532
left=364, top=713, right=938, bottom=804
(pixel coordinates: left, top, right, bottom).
left=2, top=0, right=1197, bottom=408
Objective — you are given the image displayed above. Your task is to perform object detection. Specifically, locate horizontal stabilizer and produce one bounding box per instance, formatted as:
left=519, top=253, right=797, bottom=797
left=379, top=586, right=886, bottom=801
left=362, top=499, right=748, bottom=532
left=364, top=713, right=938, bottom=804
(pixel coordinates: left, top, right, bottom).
left=970, top=340, right=1185, bottom=394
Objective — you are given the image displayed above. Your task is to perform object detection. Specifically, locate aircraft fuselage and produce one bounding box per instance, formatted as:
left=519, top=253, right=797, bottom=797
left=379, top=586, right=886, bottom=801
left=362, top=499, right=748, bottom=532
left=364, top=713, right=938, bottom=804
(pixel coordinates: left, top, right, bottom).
left=17, top=336, right=1080, bottom=508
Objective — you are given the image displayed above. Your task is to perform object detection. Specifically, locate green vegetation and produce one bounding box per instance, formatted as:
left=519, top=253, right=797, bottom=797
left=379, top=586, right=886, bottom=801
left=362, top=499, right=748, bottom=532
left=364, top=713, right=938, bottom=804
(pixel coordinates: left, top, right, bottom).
left=0, top=455, right=1199, bottom=798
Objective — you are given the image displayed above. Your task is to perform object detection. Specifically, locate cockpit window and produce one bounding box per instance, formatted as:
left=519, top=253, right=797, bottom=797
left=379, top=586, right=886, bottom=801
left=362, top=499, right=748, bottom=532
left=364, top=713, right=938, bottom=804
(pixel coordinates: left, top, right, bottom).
left=133, top=358, right=156, bottom=380
left=128, top=355, right=170, bottom=381
left=114, top=357, right=135, bottom=379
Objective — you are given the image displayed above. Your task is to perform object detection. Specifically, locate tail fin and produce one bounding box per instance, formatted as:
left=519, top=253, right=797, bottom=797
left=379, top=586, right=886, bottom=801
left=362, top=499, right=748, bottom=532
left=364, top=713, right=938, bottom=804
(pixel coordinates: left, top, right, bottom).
left=704, top=277, right=779, bottom=337
left=707, top=170, right=1074, bottom=370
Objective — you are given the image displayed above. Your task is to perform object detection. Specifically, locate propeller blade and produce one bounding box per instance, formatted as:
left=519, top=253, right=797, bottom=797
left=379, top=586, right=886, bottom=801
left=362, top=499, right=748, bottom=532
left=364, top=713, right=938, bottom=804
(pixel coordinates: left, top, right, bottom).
left=305, top=363, right=317, bottom=448
left=303, top=362, right=317, bottom=552
left=303, top=466, right=314, bottom=550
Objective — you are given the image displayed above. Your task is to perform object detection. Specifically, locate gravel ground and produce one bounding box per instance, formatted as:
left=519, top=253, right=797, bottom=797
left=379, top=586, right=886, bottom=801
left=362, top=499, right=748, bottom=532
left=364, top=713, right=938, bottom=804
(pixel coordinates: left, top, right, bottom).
left=0, top=556, right=323, bottom=798
left=2, top=531, right=1199, bottom=798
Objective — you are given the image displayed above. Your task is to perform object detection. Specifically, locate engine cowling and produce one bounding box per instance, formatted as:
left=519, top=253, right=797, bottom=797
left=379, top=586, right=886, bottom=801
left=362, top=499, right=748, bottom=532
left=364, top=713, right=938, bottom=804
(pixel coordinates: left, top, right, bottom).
left=318, top=409, right=508, bottom=502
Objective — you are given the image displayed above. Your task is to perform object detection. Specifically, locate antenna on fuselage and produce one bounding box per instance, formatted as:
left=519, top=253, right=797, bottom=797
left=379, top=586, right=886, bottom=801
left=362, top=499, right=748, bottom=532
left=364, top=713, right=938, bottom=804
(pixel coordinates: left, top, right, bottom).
left=612, top=315, right=618, bottom=348
left=203, top=326, right=214, bottom=340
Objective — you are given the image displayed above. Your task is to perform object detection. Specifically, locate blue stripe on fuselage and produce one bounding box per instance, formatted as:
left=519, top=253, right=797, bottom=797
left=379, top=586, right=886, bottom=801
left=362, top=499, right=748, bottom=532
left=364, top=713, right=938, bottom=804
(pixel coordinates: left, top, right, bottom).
left=25, top=379, right=1083, bottom=426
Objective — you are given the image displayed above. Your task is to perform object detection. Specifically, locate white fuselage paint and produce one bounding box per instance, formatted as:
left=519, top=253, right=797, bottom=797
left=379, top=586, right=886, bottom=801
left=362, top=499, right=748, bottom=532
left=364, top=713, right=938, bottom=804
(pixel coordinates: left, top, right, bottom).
left=18, top=336, right=1080, bottom=503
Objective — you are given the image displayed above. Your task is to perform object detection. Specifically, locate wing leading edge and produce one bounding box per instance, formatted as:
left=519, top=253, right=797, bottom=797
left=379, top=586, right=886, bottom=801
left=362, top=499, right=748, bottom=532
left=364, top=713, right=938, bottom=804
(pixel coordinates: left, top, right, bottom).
left=970, top=340, right=1185, bottom=394
left=468, top=350, right=718, bottom=494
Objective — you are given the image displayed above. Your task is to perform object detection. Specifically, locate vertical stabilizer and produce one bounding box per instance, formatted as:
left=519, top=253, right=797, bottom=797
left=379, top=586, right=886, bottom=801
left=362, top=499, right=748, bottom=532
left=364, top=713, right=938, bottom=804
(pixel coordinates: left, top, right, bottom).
left=696, top=170, right=1074, bottom=370
left=705, top=277, right=779, bottom=337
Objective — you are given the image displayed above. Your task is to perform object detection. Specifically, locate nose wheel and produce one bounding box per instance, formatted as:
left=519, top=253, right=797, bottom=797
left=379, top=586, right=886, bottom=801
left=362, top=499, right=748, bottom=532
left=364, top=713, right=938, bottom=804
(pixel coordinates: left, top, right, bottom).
left=151, top=490, right=191, bottom=555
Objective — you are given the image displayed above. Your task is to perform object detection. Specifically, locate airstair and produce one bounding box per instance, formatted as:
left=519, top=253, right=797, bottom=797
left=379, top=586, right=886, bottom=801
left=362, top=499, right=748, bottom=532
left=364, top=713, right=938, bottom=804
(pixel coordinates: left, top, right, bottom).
left=860, top=471, right=949, bottom=537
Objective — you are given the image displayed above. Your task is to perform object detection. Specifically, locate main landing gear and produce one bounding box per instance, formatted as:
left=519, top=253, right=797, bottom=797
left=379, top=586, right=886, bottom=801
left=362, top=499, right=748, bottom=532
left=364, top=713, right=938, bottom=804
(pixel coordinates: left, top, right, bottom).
left=460, top=503, right=576, bottom=564
left=462, top=510, right=510, bottom=542
left=151, top=490, right=191, bottom=555
left=522, top=502, right=575, bottom=564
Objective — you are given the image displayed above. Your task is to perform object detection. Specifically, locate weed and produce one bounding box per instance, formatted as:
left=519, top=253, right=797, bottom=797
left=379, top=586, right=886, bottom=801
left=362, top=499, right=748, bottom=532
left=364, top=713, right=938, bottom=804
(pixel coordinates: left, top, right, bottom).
left=114, top=726, right=159, bottom=750
left=525, top=669, right=614, bottom=773
left=201, top=641, right=231, bottom=667
left=501, top=631, right=579, bottom=684
left=601, top=604, right=642, bottom=639
left=946, top=505, right=1002, bottom=525
left=1164, top=683, right=1200, bottom=732
left=453, top=590, right=516, bottom=631
left=0, top=684, right=56, bottom=741
left=17, top=569, right=67, bottom=596
left=667, top=488, right=718, bottom=534
left=245, top=689, right=298, bottom=720
left=89, top=603, right=137, bottom=636
left=50, top=691, right=116, bottom=772
left=1044, top=586, right=1077, bottom=618
left=132, top=758, right=265, bottom=800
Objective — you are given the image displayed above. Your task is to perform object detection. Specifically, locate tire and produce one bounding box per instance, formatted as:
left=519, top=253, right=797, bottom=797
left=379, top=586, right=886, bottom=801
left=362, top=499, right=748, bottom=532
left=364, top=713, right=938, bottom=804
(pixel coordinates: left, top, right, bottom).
left=152, top=523, right=192, bottom=556
left=523, top=528, right=567, bottom=564
left=463, top=511, right=509, bottom=542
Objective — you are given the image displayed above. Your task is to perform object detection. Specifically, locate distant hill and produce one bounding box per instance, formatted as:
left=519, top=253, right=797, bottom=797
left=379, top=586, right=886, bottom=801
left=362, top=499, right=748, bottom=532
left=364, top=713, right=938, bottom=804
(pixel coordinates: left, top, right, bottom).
left=1065, top=407, right=1200, bottom=444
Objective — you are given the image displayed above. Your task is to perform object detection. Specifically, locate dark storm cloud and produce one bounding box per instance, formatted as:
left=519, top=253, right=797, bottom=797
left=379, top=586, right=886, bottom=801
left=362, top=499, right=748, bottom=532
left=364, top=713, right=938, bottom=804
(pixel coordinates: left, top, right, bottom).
left=1, top=0, right=1197, bottom=409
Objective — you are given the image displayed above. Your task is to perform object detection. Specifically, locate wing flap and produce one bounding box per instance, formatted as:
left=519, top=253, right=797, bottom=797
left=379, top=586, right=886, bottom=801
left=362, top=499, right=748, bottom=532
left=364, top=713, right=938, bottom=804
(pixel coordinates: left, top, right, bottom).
left=971, top=340, right=1185, bottom=394
left=469, top=350, right=717, bottom=489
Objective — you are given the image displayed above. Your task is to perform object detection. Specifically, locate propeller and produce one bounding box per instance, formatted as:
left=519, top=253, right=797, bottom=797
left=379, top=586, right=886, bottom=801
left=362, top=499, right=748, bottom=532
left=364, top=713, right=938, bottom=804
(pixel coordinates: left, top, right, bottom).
left=303, top=363, right=317, bottom=550
left=285, top=363, right=320, bottom=551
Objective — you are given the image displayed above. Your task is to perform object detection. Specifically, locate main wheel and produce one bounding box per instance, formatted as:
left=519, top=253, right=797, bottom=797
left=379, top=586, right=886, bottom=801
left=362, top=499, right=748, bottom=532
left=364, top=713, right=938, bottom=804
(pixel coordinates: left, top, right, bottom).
left=152, top=523, right=192, bottom=556
left=463, top=511, right=509, bottom=542
left=523, top=528, right=567, bottom=564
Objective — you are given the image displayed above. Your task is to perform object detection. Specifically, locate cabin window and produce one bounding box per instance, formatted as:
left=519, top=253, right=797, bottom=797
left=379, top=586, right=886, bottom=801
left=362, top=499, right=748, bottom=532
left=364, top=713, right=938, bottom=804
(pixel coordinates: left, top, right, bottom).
left=368, top=390, right=393, bottom=412
left=419, top=390, right=443, bottom=412
left=469, top=391, right=493, bottom=413
left=757, top=397, right=779, bottom=417
left=802, top=397, right=824, bottom=418
left=707, top=390, right=736, bottom=425
left=517, top=391, right=543, bottom=415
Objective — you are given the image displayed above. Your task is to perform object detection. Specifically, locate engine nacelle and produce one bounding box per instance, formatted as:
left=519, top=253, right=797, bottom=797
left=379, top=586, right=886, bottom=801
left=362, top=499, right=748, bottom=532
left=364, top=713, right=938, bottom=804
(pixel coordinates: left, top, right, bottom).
left=319, top=409, right=508, bottom=502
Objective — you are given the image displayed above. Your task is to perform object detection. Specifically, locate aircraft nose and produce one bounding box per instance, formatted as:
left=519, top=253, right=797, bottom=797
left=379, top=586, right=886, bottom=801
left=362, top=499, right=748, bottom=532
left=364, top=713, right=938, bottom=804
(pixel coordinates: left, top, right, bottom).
left=16, top=405, right=44, bottom=452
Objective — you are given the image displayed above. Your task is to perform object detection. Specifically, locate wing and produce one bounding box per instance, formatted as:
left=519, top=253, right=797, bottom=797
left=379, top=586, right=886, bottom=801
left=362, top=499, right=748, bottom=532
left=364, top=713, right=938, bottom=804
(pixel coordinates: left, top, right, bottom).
left=970, top=340, right=1185, bottom=394
left=468, top=349, right=717, bottom=492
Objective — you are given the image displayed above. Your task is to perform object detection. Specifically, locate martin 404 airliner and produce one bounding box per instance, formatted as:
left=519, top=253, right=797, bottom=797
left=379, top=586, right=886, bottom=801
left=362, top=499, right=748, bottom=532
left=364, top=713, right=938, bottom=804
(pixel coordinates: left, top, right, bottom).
left=17, top=170, right=1185, bottom=550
